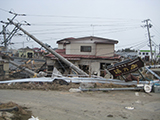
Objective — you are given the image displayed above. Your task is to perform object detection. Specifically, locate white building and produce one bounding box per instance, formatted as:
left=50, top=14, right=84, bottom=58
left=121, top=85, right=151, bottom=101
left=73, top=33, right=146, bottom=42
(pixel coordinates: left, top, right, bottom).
left=138, top=50, right=156, bottom=61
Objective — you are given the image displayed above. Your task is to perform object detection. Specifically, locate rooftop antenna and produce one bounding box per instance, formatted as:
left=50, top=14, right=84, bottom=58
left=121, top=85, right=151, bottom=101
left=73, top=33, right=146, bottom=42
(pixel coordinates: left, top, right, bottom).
left=91, top=24, right=95, bottom=36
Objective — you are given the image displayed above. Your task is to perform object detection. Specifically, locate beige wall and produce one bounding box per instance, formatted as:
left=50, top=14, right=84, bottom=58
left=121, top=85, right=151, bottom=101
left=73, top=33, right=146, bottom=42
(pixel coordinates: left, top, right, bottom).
left=4, top=62, right=9, bottom=73
left=59, top=43, right=114, bottom=57
left=58, top=37, right=116, bottom=57
left=58, top=44, right=64, bottom=49
left=0, top=61, right=9, bottom=78
left=66, top=43, right=96, bottom=55
left=96, top=44, right=114, bottom=57
left=18, top=50, right=34, bottom=58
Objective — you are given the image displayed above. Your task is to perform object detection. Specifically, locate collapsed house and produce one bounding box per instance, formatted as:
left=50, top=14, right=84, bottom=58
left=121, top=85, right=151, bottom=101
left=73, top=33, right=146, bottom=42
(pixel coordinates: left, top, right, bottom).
left=45, top=36, right=120, bottom=77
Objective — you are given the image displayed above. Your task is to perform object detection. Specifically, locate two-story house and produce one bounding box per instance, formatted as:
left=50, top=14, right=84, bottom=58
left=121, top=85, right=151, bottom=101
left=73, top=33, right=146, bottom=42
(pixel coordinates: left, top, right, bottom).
left=46, top=36, right=120, bottom=77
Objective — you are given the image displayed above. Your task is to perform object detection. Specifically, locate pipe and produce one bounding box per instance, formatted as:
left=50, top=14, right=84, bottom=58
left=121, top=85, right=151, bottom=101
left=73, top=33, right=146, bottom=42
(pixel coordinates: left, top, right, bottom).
left=80, top=87, right=143, bottom=91
left=9, top=60, right=39, bottom=77
left=145, top=66, right=160, bottom=80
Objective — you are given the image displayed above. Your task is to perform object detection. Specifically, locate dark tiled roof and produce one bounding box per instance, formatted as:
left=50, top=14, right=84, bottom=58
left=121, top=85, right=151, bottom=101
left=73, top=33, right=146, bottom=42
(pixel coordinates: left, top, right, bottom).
left=57, top=36, right=118, bottom=44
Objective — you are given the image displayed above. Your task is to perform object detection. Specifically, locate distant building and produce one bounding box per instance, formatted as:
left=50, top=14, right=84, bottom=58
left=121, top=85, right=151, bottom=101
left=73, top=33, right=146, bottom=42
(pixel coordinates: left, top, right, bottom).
left=45, top=36, right=120, bottom=77
left=0, top=46, right=5, bottom=51
left=18, top=47, right=34, bottom=58
left=138, top=50, right=156, bottom=62
left=116, top=52, right=137, bottom=59
left=32, top=47, right=48, bottom=58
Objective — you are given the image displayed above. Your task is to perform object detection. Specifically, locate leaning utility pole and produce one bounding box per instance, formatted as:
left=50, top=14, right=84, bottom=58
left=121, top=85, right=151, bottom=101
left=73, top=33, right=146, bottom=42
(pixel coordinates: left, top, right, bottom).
left=8, top=19, right=89, bottom=76
left=143, top=19, right=153, bottom=64
left=2, top=25, right=7, bottom=50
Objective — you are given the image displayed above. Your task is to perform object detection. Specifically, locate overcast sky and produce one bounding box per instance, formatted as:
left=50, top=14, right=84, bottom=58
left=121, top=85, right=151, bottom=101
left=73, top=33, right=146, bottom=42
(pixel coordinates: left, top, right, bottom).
left=0, top=0, right=160, bottom=51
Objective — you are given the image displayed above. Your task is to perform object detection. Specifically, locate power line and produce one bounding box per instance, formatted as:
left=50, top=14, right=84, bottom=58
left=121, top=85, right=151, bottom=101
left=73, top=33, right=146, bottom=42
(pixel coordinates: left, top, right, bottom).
left=0, top=8, right=9, bottom=13
left=95, top=26, right=140, bottom=35
left=26, top=14, right=141, bottom=21
left=28, top=25, right=140, bottom=35
left=152, top=28, right=160, bottom=37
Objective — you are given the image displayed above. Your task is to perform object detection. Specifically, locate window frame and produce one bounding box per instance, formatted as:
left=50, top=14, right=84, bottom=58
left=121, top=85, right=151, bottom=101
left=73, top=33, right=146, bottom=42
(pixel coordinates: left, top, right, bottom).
left=80, top=46, right=91, bottom=52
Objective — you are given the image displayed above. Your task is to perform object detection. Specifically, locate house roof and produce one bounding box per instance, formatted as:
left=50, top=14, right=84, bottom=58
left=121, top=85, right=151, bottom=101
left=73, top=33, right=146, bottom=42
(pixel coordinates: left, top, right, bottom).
left=57, top=36, right=118, bottom=44
left=19, top=46, right=33, bottom=50
left=45, top=49, right=120, bottom=60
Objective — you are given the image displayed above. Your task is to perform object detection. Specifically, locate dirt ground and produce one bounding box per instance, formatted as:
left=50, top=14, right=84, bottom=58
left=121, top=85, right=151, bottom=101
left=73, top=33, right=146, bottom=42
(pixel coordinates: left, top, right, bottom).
left=0, top=89, right=160, bottom=120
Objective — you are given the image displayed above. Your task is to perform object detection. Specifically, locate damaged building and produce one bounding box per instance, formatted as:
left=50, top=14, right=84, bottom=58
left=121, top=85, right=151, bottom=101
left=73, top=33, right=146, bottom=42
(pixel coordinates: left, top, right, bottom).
left=45, top=36, right=120, bottom=77
left=0, top=52, right=9, bottom=80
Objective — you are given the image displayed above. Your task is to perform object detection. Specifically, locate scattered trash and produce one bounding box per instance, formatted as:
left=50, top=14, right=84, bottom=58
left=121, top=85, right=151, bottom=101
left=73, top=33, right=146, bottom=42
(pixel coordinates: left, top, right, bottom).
left=144, top=84, right=152, bottom=93
left=69, top=88, right=82, bottom=93
left=0, top=106, right=18, bottom=112
left=135, top=92, right=139, bottom=96
left=125, top=106, right=134, bottom=110
left=80, top=82, right=96, bottom=89
left=153, top=85, right=160, bottom=93
left=28, top=116, right=39, bottom=120
left=107, top=114, right=113, bottom=117
left=135, top=100, right=141, bottom=104
left=0, top=102, right=32, bottom=120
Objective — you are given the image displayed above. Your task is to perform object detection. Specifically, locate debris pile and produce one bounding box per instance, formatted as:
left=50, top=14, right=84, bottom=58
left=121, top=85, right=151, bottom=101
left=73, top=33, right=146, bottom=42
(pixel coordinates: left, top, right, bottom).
left=0, top=82, right=137, bottom=91
left=95, top=82, right=136, bottom=88
left=0, top=102, right=32, bottom=120
left=0, top=82, right=79, bottom=91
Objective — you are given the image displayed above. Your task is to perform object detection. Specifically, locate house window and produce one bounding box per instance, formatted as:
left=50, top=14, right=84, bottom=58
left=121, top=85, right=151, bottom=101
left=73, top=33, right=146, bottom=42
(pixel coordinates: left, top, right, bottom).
left=139, top=52, right=141, bottom=55
left=48, top=65, right=54, bottom=71
left=27, top=52, right=33, bottom=58
left=100, top=63, right=110, bottom=70
left=143, top=52, right=145, bottom=55
left=0, top=65, right=4, bottom=76
left=80, top=46, right=91, bottom=52
left=146, top=52, right=148, bottom=55
left=79, top=65, right=89, bottom=74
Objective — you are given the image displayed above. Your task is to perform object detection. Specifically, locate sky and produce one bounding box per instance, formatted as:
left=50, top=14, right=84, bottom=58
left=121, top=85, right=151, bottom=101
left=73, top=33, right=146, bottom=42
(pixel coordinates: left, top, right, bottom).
left=0, top=0, right=160, bottom=52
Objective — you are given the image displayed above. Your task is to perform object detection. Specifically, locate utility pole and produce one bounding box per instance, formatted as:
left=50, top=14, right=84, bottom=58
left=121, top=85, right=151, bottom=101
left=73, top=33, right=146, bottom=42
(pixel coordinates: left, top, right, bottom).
left=143, top=19, right=153, bottom=64
left=0, top=11, right=26, bottom=51
left=1, top=13, right=18, bottom=51
left=159, top=44, right=160, bottom=54
left=2, top=25, right=7, bottom=50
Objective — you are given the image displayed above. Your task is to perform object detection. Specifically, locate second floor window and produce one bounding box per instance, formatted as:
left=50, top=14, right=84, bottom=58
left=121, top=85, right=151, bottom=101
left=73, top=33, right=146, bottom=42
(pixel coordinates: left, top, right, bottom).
left=80, top=46, right=91, bottom=52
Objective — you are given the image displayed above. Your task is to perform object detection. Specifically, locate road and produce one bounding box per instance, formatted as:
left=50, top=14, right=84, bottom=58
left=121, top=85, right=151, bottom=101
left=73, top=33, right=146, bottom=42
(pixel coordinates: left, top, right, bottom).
left=0, top=90, right=160, bottom=120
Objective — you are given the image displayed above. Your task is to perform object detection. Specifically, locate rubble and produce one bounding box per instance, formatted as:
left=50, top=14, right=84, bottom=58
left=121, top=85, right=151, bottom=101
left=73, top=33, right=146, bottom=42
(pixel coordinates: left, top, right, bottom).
left=28, top=116, right=39, bottom=120
left=0, top=81, right=138, bottom=91
left=0, top=82, right=79, bottom=91
left=0, top=102, right=32, bottom=120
